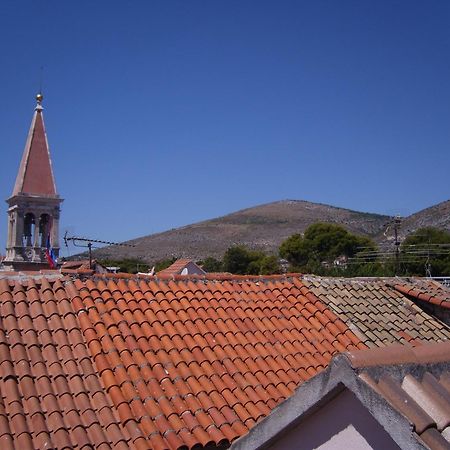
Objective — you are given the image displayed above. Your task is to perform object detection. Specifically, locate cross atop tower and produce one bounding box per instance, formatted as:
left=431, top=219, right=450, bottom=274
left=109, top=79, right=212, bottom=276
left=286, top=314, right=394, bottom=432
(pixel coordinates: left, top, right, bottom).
left=4, top=94, right=63, bottom=270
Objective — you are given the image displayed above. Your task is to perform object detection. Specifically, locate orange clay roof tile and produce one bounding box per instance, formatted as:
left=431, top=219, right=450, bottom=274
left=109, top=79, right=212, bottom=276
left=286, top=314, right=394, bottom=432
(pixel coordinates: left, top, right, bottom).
left=0, top=273, right=448, bottom=448
left=391, top=279, right=450, bottom=310
left=302, top=276, right=450, bottom=348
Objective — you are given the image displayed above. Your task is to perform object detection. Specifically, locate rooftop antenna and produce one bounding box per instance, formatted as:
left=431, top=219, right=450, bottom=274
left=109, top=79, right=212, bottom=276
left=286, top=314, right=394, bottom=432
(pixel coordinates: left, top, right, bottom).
left=63, top=232, right=135, bottom=269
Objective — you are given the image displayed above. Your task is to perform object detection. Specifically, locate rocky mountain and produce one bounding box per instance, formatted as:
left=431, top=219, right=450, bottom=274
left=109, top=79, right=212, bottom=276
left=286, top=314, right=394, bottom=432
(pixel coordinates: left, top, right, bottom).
left=90, top=200, right=450, bottom=262
left=374, top=200, right=450, bottom=249
left=92, top=200, right=390, bottom=262
left=91, top=199, right=450, bottom=264
left=400, top=200, right=450, bottom=237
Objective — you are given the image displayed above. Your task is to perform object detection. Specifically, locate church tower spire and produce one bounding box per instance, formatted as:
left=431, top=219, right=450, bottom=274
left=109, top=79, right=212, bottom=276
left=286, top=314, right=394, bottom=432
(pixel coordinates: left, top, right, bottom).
left=4, top=94, right=63, bottom=270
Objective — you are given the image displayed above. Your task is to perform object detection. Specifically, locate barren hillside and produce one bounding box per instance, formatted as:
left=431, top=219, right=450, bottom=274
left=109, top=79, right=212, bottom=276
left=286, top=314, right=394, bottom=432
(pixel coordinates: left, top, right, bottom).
left=90, top=199, right=450, bottom=264
left=376, top=200, right=450, bottom=249
left=92, top=200, right=391, bottom=262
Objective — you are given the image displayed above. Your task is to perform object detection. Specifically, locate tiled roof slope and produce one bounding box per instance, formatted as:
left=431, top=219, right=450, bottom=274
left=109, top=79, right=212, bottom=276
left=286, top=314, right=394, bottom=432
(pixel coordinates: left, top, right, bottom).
left=61, top=260, right=93, bottom=270
left=233, top=341, right=450, bottom=450
left=157, top=259, right=192, bottom=275
left=0, top=269, right=62, bottom=281
left=347, top=342, right=450, bottom=449
left=0, top=274, right=365, bottom=449
left=392, top=278, right=450, bottom=310
left=157, top=259, right=205, bottom=276
left=0, top=277, right=128, bottom=449
left=302, top=276, right=450, bottom=348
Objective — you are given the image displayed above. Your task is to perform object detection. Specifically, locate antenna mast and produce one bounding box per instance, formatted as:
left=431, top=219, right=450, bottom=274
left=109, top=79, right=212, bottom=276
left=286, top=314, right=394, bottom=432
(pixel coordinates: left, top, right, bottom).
left=63, top=232, right=135, bottom=269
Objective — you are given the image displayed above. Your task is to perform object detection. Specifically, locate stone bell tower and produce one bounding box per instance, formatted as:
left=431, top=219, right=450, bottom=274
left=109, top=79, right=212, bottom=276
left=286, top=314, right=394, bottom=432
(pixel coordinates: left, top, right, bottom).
left=4, top=94, right=63, bottom=270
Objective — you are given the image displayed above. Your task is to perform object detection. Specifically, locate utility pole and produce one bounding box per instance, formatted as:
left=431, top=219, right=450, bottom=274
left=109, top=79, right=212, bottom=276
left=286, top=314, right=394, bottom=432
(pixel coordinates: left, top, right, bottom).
left=393, top=216, right=402, bottom=275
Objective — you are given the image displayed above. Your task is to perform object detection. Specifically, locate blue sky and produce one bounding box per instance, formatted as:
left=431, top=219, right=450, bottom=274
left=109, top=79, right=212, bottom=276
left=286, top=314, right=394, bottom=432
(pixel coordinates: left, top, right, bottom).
left=1, top=1, right=449, bottom=256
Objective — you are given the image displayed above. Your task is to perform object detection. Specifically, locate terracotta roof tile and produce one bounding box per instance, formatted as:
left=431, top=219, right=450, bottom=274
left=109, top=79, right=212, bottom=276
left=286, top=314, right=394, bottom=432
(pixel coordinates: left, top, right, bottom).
left=0, top=277, right=130, bottom=448
left=1, top=272, right=448, bottom=448
left=344, top=342, right=450, bottom=448
left=67, top=274, right=364, bottom=448
left=302, top=276, right=450, bottom=347
left=235, top=340, right=450, bottom=450
left=391, top=278, right=450, bottom=310
left=157, top=259, right=205, bottom=276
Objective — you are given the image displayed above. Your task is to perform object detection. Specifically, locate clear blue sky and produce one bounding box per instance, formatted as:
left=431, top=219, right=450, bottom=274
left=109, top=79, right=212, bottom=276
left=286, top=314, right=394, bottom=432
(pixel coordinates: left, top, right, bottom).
left=1, top=1, right=449, bottom=256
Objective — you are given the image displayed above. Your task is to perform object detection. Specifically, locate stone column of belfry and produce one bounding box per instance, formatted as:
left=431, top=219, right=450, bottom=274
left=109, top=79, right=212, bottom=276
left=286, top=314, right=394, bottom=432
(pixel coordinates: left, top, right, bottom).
left=3, top=93, right=63, bottom=271
left=14, top=209, right=24, bottom=250
left=51, top=209, right=60, bottom=257
left=5, top=210, right=16, bottom=260
left=34, top=212, right=43, bottom=262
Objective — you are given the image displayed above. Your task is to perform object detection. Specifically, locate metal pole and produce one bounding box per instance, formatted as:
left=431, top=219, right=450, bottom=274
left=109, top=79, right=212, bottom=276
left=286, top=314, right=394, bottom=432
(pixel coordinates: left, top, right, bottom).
left=394, top=216, right=401, bottom=275
left=88, top=242, right=92, bottom=269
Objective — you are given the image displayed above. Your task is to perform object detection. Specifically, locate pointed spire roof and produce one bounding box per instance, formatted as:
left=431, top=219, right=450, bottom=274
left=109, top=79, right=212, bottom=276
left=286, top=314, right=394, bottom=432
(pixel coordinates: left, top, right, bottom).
left=12, top=93, right=58, bottom=197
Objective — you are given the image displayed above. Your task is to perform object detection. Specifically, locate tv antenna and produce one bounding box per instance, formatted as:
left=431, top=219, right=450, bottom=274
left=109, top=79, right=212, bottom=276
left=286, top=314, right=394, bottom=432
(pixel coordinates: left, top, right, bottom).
left=64, top=232, right=135, bottom=269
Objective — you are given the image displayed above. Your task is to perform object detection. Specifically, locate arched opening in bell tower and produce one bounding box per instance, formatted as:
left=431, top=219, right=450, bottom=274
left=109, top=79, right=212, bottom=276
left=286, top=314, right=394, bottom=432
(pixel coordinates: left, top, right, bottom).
left=39, top=214, right=51, bottom=247
left=23, top=213, right=35, bottom=247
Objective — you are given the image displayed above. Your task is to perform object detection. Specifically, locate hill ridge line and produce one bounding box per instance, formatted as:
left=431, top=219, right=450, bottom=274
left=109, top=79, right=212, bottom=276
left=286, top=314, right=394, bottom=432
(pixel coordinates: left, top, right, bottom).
left=91, top=199, right=450, bottom=263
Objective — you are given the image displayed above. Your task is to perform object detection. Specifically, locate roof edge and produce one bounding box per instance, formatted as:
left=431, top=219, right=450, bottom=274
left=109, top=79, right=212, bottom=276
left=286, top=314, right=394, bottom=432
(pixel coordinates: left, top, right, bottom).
left=231, top=348, right=425, bottom=450
left=391, top=282, right=450, bottom=310
left=343, top=340, right=450, bottom=368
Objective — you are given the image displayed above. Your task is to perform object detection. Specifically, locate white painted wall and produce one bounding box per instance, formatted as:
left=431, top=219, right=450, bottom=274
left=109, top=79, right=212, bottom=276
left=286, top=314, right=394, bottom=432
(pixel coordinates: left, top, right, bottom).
left=267, top=390, right=400, bottom=450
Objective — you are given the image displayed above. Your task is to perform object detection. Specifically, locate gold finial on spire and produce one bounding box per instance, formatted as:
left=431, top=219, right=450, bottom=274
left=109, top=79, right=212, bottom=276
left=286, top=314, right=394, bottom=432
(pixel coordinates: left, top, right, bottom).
left=36, top=93, right=43, bottom=104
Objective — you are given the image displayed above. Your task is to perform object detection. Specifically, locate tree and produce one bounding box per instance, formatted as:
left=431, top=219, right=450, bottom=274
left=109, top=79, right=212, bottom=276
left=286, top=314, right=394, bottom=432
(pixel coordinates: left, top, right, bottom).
left=258, top=255, right=282, bottom=275
left=200, top=257, right=223, bottom=272
left=279, top=234, right=309, bottom=268
left=223, top=246, right=252, bottom=274
left=400, top=227, right=450, bottom=276
left=154, top=257, right=177, bottom=272
left=222, top=245, right=281, bottom=275
left=279, top=223, right=376, bottom=274
left=98, top=258, right=149, bottom=274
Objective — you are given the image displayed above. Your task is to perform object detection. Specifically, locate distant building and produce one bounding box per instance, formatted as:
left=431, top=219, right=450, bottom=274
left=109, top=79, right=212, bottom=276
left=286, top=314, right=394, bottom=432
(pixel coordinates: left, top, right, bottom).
left=61, top=259, right=109, bottom=274
left=157, top=258, right=206, bottom=276
left=3, top=94, right=63, bottom=271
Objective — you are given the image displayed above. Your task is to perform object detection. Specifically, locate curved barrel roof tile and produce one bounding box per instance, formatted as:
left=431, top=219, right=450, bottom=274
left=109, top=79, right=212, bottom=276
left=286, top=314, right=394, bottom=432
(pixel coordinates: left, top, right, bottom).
left=0, top=273, right=448, bottom=449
